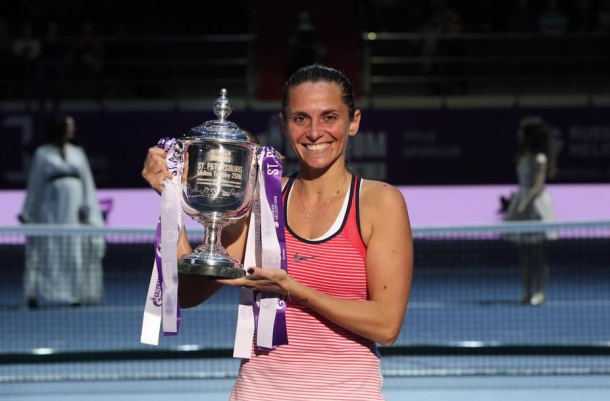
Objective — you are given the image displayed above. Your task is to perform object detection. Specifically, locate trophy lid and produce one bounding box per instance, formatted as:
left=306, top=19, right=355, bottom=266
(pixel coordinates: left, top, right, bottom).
left=182, top=89, right=259, bottom=144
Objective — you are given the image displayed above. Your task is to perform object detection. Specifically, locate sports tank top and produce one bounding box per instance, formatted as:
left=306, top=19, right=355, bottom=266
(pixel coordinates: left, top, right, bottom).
left=230, top=174, right=384, bottom=401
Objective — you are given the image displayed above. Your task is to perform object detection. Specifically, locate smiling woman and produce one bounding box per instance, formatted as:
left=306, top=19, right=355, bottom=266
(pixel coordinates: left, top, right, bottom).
left=142, top=64, right=414, bottom=401
left=280, top=79, right=360, bottom=175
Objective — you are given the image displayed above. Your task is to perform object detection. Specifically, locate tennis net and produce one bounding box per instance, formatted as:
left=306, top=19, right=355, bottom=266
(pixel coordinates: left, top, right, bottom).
left=0, top=221, right=609, bottom=383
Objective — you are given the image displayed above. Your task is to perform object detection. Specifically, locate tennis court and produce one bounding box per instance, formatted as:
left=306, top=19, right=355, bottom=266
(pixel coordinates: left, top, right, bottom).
left=1, top=221, right=609, bottom=400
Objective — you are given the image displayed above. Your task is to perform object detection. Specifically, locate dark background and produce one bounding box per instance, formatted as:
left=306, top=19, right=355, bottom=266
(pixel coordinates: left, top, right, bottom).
left=1, top=0, right=609, bottom=188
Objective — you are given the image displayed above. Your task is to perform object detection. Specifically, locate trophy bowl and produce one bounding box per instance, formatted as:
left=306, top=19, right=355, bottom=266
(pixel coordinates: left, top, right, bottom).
left=177, top=89, right=259, bottom=279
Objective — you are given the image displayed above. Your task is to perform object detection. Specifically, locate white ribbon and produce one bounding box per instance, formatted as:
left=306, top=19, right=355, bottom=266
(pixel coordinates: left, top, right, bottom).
left=141, top=139, right=184, bottom=345
left=160, top=179, right=181, bottom=334
left=233, top=149, right=285, bottom=357
left=233, top=208, right=259, bottom=358
left=140, top=257, right=162, bottom=345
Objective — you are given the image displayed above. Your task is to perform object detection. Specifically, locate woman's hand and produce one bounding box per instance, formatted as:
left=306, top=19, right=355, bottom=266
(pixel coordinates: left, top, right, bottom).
left=142, top=147, right=173, bottom=194
left=217, top=267, right=290, bottom=297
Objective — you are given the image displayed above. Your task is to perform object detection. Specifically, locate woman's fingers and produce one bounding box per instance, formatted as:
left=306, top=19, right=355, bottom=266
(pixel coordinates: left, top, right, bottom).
left=142, top=147, right=172, bottom=194
left=217, top=267, right=286, bottom=294
left=217, top=267, right=260, bottom=286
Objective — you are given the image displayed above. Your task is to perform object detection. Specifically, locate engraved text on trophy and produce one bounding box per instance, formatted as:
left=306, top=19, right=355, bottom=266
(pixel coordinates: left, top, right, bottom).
left=183, top=143, right=249, bottom=213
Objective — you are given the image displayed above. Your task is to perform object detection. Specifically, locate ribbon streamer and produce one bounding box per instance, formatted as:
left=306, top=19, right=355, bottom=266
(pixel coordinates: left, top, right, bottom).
left=141, top=138, right=184, bottom=345
left=234, top=146, right=288, bottom=357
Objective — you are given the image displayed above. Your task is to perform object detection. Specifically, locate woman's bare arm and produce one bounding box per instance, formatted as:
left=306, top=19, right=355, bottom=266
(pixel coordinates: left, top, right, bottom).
left=518, top=154, right=547, bottom=213
left=219, top=181, right=413, bottom=346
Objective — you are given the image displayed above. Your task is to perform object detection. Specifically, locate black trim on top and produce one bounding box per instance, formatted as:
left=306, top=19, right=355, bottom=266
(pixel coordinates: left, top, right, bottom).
left=284, top=174, right=357, bottom=245
left=282, top=172, right=299, bottom=197
left=355, top=177, right=364, bottom=245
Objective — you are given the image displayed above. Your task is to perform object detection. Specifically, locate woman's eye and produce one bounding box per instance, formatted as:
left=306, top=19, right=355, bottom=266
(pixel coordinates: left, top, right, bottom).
left=293, top=116, right=306, bottom=124
left=324, top=115, right=337, bottom=122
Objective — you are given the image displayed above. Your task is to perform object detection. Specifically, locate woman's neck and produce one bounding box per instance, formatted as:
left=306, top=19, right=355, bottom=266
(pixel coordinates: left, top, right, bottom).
left=296, top=162, right=350, bottom=195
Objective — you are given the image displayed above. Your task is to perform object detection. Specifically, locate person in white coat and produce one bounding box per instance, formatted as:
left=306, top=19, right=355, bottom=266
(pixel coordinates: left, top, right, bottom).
left=20, top=115, right=105, bottom=308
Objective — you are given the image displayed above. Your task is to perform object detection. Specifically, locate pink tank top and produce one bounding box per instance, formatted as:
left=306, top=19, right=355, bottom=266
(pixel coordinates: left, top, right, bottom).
left=230, top=175, right=384, bottom=401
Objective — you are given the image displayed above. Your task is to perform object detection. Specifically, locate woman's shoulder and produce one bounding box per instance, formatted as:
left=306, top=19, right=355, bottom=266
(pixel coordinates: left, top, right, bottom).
left=358, top=179, right=408, bottom=244
left=360, top=179, right=406, bottom=211
left=67, top=143, right=87, bottom=158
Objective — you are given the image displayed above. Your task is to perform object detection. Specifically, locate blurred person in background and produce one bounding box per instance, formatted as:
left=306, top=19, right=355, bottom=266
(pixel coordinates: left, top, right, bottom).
left=20, top=115, right=105, bottom=309
left=505, top=117, right=558, bottom=306
left=142, top=64, right=413, bottom=400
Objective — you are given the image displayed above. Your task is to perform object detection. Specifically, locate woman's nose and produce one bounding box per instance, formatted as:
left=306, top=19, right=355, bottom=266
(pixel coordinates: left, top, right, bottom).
left=306, top=120, right=323, bottom=141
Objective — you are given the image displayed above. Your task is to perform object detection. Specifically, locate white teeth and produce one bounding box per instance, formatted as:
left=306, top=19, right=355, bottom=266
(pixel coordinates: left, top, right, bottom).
left=306, top=143, right=330, bottom=152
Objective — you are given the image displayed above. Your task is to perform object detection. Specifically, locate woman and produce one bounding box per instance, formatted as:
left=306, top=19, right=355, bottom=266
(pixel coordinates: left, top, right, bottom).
left=505, top=117, right=557, bottom=306
left=21, top=115, right=105, bottom=308
left=143, top=65, right=413, bottom=400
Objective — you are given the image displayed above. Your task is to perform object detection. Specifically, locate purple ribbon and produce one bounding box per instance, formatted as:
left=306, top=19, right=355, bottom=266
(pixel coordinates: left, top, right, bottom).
left=262, top=146, right=288, bottom=346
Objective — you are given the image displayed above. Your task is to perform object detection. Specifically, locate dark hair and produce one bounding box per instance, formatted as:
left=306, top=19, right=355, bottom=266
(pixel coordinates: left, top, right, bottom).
left=47, top=115, right=69, bottom=144
left=281, top=64, right=355, bottom=119
left=518, top=117, right=557, bottom=179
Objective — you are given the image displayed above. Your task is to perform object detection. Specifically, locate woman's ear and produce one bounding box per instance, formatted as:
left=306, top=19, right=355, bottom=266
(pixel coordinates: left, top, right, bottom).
left=348, top=109, right=361, bottom=137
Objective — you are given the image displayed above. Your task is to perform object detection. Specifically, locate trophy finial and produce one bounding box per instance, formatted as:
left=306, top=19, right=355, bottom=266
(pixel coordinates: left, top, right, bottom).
left=213, top=88, right=233, bottom=122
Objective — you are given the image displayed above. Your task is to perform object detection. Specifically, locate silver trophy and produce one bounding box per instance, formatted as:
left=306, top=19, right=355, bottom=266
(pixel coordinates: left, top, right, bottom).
left=177, top=89, right=259, bottom=278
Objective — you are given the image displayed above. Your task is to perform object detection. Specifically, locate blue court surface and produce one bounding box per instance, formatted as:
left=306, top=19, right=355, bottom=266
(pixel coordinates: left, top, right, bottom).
left=1, top=231, right=609, bottom=400
left=3, top=376, right=610, bottom=401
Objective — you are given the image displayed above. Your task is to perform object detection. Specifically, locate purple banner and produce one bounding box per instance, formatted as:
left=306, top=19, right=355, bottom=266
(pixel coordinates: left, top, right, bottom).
left=2, top=107, right=609, bottom=189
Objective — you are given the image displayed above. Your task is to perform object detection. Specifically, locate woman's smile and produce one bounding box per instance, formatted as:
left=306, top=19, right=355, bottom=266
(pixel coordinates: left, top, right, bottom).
left=303, top=143, right=331, bottom=153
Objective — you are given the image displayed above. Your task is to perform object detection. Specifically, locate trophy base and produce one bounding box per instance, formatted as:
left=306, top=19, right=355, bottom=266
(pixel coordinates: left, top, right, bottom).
left=178, top=254, right=246, bottom=279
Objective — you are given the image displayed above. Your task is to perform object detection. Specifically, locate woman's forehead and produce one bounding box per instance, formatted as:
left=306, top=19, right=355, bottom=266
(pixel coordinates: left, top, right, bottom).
left=286, top=81, right=344, bottom=109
